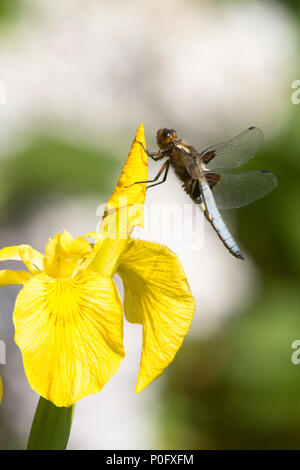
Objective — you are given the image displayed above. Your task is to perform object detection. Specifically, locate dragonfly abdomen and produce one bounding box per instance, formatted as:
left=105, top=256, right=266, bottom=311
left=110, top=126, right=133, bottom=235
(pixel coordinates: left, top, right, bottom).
left=200, top=181, right=244, bottom=259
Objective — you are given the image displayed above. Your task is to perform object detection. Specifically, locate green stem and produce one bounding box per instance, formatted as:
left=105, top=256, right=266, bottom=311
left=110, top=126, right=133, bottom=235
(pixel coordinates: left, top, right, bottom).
left=27, top=396, right=75, bottom=450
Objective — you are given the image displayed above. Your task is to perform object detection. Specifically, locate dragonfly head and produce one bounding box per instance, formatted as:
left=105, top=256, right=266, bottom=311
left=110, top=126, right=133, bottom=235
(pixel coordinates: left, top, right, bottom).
left=156, top=128, right=177, bottom=148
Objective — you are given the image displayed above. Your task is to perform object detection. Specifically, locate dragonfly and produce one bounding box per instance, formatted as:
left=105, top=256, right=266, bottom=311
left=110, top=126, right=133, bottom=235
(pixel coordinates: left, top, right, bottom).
left=129, top=127, right=277, bottom=260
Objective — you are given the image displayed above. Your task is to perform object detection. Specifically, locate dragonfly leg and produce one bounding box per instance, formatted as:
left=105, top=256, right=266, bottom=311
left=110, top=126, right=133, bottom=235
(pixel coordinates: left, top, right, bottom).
left=125, top=161, right=169, bottom=188
left=134, top=139, right=165, bottom=161
left=147, top=161, right=170, bottom=189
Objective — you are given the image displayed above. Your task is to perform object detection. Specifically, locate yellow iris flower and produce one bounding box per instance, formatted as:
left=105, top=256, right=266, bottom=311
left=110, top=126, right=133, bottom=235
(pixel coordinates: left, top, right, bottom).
left=0, top=124, right=195, bottom=407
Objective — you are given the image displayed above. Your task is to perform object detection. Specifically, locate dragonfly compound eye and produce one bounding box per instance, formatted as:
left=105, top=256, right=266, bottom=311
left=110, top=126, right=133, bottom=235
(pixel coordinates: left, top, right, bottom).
left=156, top=128, right=177, bottom=147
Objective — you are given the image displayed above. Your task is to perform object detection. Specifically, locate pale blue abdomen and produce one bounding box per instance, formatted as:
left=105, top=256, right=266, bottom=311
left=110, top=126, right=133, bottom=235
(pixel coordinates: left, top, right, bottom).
left=200, top=181, right=244, bottom=259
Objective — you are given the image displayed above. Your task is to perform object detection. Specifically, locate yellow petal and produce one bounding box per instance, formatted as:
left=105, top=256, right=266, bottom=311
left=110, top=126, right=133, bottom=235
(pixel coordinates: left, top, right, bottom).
left=117, top=239, right=195, bottom=393
left=60, top=231, right=91, bottom=257
left=43, top=232, right=92, bottom=278
left=92, top=238, right=128, bottom=277
left=100, top=123, right=148, bottom=238
left=13, top=271, right=124, bottom=407
left=78, top=232, right=123, bottom=277
left=84, top=232, right=104, bottom=246
left=0, top=269, right=31, bottom=286
left=0, top=245, right=43, bottom=273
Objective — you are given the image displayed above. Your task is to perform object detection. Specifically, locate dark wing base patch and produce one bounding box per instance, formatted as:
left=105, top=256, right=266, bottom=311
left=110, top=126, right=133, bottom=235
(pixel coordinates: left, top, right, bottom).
left=201, top=150, right=216, bottom=164
left=205, top=172, right=222, bottom=189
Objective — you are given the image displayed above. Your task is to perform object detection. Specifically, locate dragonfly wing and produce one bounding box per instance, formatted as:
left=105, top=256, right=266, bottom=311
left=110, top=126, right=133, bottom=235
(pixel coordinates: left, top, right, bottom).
left=201, top=127, right=264, bottom=170
left=207, top=170, right=278, bottom=210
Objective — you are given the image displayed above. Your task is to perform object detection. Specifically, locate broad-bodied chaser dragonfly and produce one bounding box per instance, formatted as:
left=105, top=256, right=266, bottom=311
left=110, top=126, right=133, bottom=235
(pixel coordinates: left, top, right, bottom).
left=131, top=127, right=277, bottom=259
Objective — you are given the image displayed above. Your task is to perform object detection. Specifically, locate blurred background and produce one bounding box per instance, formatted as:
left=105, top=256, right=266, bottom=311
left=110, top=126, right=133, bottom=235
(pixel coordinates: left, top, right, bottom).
left=0, top=0, right=299, bottom=449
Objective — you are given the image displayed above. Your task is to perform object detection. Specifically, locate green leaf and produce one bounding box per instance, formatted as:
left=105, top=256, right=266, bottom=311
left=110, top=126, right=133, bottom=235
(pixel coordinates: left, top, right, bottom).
left=27, top=396, right=75, bottom=450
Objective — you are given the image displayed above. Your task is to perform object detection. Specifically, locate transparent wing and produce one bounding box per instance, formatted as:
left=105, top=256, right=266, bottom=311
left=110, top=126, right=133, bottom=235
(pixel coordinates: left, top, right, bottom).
left=208, top=170, right=278, bottom=210
left=201, top=127, right=264, bottom=170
